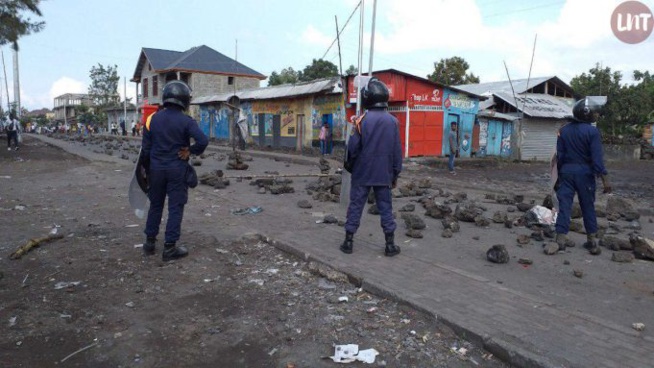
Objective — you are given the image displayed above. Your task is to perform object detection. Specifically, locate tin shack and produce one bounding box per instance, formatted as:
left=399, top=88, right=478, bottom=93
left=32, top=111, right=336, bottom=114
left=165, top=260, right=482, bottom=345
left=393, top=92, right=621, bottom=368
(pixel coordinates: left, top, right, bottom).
left=192, top=77, right=345, bottom=150
left=344, top=69, right=482, bottom=157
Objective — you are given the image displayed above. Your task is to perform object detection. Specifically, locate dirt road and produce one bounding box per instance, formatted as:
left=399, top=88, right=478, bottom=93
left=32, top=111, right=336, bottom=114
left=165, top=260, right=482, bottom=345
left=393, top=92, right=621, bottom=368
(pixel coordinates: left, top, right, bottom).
left=2, top=133, right=653, bottom=368
left=0, top=136, right=505, bottom=367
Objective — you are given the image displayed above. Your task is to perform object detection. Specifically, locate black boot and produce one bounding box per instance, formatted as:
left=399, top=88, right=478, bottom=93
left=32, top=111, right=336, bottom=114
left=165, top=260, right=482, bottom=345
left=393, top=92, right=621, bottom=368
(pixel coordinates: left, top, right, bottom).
left=143, top=237, right=156, bottom=256
left=384, top=232, right=401, bottom=257
left=583, top=233, right=601, bottom=256
left=340, top=232, right=354, bottom=254
left=162, top=242, right=188, bottom=261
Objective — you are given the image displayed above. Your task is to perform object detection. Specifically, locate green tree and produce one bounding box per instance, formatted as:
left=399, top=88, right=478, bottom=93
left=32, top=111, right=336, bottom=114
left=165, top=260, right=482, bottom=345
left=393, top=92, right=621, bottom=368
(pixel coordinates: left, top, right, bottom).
left=427, top=56, right=480, bottom=86
left=570, top=63, right=623, bottom=135
left=618, top=70, right=654, bottom=135
left=88, top=63, right=120, bottom=107
left=298, top=59, right=339, bottom=82
left=345, top=64, right=358, bottom=76
left=76, top=104, right=101, bottom=126
left=0, top=0, right=45, bottom=50
left=268, top=67, right=300, bottom=86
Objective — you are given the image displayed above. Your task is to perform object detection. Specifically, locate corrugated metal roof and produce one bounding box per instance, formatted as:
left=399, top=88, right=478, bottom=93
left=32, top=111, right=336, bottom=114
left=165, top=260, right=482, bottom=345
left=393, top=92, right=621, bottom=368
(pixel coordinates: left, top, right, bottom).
left=192, top=77, right=343, bottom=104
left=493, top=92, right=572, bottom=119
left=455, top=76, right=566, bottom=96
left=477, top=109, right=519, bottom=121
left=134, top=45, right=265, bottom=81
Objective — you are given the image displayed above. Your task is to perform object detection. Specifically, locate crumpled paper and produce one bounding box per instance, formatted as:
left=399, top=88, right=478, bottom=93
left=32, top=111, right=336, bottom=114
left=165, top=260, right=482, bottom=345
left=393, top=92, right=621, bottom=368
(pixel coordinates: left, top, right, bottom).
left=329, top=344, right=379, bottom=364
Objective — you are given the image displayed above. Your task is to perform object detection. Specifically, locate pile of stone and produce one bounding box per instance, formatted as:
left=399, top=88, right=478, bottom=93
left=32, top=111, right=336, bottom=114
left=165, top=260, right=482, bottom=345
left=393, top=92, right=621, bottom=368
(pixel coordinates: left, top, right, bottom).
left=227, top=151, right=250, bottom=170
left=251, top=177, right=295, bottom=195
left=305, top=175, right=341, bottom=203
left=199, top=170, right=230, bottom=189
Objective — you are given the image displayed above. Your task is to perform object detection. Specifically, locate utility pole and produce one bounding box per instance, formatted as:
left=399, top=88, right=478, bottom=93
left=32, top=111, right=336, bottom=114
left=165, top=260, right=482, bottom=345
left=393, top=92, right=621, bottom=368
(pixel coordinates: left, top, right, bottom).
left=13, top=46, right=20, bottom=117
left=368, top=0, right=377, bottom=76
left=123, top=77, right=127, bottom=129
left=2, top=49, right=10, bottom=113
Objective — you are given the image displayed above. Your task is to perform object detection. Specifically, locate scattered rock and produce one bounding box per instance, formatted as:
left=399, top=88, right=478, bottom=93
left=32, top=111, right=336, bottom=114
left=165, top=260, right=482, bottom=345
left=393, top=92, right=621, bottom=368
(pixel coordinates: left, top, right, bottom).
left=569, top=220, right=584, bottom=234
left=441, top=216, right=460, bottom=232
left=441, top=229, right=453, bottom=238
left=606, top=196, right=636, bottom=218
left=474, top=215, right=490, bottom=227
left=518, top=258, right=533, bottom=265
left=623, top=211, right=640, bottom=222
left=542, top=226, right=556, bottom=239
left=599, top=236, right=632, bottom=251
left=573, top=269, right=584, bottom=278
left=611, top=252, right=635, bottom=263
left=516, top=234, right=530, bottom=246
left=258, top=187, right=267, bottom=194
left=606, top=213, right=621, bottom=222
left=269, top=184, right=295, bottom=195
left=484, top=193, right=496, bottom=200
left=630, top=234, right=654, bottom=261
left=516, top=202, right=532, bottom=212
left=424, top=202, right=452, bottom=219
left=506, top=206, right=517, bottom=213
left=504, top=219, right=513, bottom=229
left=531, top=230, right=544, bottom=242
left=402, top=213, right=426, bottom=230
left=543, top=243, right=559, bottom=255
left=563, top=260, right=570, bottom=265
left=297, top=200, right=313, bottom=209
left=623, top=220, right=642, bottom=231
left=454, top=201, right=484, bottom=222
left=496, top=196, right=515, bottom=205
left=406, top=229, right=423, bottom=238
left=323, top=215, right=338, bottom=224
left=492, top=211, right=508, bottom=224
left=417, top=178, right=432, bottom=188
left=487, top=245, right=509, bottom=264
left=514, top=195, right=525, bottom=203
left=191, top=159, right=202, bottom=166
left=399, top=203, right=415, bottom=212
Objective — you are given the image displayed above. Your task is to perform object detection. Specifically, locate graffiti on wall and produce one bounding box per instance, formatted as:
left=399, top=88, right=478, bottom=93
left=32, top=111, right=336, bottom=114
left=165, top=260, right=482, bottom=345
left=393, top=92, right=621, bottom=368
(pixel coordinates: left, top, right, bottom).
left=312, top=95, right=345, bottom=140
left=252, top=100, right=296, bottom=136
left=478, top=120, right=488, bottom=156
left=501, top=123, right=512, bottom=157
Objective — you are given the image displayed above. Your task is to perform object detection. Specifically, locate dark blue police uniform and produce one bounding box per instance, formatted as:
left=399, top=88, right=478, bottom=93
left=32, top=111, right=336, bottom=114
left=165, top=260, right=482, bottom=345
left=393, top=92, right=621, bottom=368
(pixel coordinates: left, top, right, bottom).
left=555, top=120, right=607, bottom=235
left=142, top=107, right=208, bottom=244
left=345, top=109, right=403, bottom=235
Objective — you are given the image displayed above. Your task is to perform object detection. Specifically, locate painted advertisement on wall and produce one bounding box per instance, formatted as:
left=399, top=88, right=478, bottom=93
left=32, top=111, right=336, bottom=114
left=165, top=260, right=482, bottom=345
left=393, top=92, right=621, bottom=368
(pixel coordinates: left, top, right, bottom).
left=251, top=99, right=296, bottom=137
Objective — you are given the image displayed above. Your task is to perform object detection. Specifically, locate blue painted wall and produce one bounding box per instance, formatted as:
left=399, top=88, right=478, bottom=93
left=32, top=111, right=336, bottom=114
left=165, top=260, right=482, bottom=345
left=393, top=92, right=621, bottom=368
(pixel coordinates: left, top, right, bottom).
left=442, top=91, right=479, bottom=158
left=199, top=105, right=232, bottom=139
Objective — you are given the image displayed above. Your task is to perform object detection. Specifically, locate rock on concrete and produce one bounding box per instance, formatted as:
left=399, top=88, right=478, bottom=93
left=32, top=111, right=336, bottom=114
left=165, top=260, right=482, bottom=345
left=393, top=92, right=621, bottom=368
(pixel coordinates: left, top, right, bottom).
left=599, top=236, right=632, bottom=251
left=611, top=252, right=635, bottom=263
left=630, top=234, right=654, bottom=261
left=487, top=244, right=509, bottom=264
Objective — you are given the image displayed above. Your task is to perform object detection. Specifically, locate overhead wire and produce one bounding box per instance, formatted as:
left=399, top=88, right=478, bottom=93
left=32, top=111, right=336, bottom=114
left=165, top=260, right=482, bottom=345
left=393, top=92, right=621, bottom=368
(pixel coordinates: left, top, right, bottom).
left=321, top=0, right=362, bottom=60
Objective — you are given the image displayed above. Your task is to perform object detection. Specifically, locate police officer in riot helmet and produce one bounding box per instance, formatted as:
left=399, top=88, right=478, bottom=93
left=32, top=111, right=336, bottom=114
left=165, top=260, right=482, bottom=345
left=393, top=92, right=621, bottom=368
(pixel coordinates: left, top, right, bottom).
left=342, top=78, right=402, bottom=257
left=554, top=96, right=611, bottom=255
left=141, top=80, right=208, bottom=261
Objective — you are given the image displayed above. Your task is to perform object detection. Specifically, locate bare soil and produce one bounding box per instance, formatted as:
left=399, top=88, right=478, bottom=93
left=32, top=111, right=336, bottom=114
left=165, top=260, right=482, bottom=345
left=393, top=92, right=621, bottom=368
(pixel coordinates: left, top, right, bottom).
left=1, top=136, right=506, bottom=368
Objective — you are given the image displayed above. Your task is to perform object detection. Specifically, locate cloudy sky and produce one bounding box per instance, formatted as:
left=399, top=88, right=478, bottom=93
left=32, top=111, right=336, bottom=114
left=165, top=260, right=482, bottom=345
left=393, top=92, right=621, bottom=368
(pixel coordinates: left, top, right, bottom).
left=2, top=0, right=652, bottom=111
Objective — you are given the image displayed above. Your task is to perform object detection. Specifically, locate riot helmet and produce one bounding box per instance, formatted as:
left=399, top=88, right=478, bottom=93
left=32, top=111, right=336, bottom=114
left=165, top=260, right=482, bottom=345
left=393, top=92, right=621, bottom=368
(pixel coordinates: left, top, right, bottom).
left=162, top=80, right=192, bottom=110
left=361, top=78, right=389, bottom=109
left=571, top=96, right=607, bottom=123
